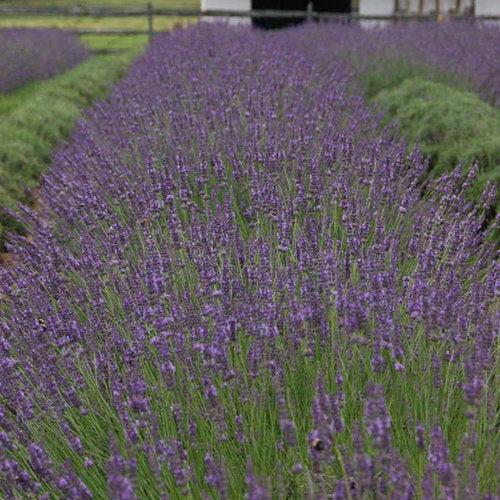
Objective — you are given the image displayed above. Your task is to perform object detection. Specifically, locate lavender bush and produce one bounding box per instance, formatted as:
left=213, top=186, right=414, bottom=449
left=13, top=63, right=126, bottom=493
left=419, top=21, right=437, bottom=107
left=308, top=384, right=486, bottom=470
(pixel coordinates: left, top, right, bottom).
left=0, top=29, right=89, bottom=94
left=0, top=24, right=498, bottom=498
left=290, top=21, right=500, bottom=105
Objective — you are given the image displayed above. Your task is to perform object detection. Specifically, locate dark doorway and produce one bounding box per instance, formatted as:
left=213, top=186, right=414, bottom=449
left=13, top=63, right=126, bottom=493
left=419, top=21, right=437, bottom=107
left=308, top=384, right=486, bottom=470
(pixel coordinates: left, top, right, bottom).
left=314, top=0, right=351, bottom=13
left=252, top=0, right=307, bottom=29
left=252, top=0, right=352, bottom=29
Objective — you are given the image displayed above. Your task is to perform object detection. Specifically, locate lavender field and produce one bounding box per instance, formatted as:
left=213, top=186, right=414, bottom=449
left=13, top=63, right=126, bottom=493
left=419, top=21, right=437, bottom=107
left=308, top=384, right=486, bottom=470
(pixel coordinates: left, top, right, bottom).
left=0, top=29, right=88, bottom=94
left=297, top=21, right=500, bottom=105
left=0, top=22, right=498, bottom=499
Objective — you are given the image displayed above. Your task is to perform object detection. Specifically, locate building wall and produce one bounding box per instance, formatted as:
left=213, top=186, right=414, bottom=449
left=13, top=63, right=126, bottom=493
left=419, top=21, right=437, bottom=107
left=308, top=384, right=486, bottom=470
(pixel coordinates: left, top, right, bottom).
left=202, top=0, right=498, bottom=16
left=476, top=0, right=500, bottom=16
left=404, top=0, right=474, bottom=13
left=405, top=0, right=499, bottom=19
left=359, top=0, right=394, bottom=15
left=203, top=0, right=352, bottom=12
left=201, top=0, right=251, bottom=11
left=200, top=0, right=251, bottom=25
left=359, top=0, right=483, bottom=15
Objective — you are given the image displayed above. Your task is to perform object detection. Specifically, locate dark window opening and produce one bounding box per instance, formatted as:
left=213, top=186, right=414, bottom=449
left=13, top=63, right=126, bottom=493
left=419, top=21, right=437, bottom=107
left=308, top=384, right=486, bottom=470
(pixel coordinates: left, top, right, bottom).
left=251, top=0, right=307, bottom=29
left=313, top=0, right=351, bottom=13
left=252, top=0, right=352, bottom=29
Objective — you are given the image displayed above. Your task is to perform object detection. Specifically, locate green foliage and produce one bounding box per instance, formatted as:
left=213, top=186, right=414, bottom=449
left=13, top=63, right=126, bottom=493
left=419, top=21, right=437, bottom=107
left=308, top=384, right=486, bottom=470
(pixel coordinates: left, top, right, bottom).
left=374, top=78, right=500, bottom=201
left=0, top=49, right=139, bottom=248
left=359, top=57, right=452, bottom=100
left=81, top=33, right=149, bottom=52
left=0, top=0, right=199, bottom=7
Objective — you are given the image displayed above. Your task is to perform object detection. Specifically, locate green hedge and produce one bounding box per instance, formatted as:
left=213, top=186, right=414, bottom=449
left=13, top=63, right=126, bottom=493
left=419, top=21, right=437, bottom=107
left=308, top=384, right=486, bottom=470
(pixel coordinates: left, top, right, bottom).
left=0, top=49, right=139, bottom=248
left=359, top=58, right=452, bottom=100
left=374, top=78, right=500, bottom=202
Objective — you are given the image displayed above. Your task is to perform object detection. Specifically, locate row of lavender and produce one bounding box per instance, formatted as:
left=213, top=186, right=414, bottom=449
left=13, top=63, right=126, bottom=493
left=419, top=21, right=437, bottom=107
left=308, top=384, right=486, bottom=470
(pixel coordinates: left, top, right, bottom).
left=293, top=20, right=500, bottom=105
left=0, top=23, right=498, bottom=498
left=0, top=29, right=88, bottom=94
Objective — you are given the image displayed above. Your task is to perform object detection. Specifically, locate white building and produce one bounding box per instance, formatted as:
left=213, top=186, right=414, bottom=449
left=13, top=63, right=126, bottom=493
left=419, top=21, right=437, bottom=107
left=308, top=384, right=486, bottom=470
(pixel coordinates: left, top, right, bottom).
left=359, top=0, right=498, bottom=16
left=476, top=0, right=500, bottom=16
left=201, top=0, right=251, bottom=11
left=201, top=0, right=351, bottom=16
left=200, top=0, right=500, bottom=21
left=201, top=0, right=500, bottom=16
left=201, top=0, right=251, bottom=24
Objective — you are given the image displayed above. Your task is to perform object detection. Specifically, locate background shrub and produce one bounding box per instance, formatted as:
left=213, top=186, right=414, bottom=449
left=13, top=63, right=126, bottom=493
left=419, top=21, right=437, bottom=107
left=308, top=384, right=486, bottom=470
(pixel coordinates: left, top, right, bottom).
left=0, top=28, right=88, bottom=94
left=374, top=78, right=500, bottom=200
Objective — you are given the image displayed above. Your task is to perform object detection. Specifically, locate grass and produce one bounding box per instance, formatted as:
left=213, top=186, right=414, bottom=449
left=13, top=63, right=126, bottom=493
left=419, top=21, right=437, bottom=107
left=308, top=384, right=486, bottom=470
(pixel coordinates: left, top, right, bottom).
left=0, top=49, right=140, bottom=249
left=0, top=78, right=65, bottom=115
left=0, top=4, right=200, bottom=56
left=0, top=14, right=199, bottom=32
left=0, top=14, right=198, bottom=52
left=0, top=0, right=199, bottom=7
left=374, top=78, right=500, bottom=202
left=81, top=33, right=149, bottom=51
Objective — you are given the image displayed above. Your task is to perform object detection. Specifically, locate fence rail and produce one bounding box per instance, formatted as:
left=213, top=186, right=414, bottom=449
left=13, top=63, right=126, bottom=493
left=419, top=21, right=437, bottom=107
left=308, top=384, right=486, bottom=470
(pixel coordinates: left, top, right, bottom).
left=1, top=5, right=499, bottom=19
left=1, top=5, right=498, bottom=42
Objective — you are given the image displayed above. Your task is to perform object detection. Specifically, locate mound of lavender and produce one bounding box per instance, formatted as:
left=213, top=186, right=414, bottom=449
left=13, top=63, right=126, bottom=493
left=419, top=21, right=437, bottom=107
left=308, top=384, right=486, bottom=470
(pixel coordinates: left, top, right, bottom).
left=0, top=29, right=89, bottom=94
left=292, top=21, right=500, bottom=105
left=0, top=24, right=498, bottom=498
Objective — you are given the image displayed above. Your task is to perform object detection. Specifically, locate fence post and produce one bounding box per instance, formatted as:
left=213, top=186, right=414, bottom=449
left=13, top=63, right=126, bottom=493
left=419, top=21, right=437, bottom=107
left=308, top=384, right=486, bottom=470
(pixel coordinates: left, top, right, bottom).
left=306, top=1, right=313, bottom=21
left=148, top=2, right=153, bottom=43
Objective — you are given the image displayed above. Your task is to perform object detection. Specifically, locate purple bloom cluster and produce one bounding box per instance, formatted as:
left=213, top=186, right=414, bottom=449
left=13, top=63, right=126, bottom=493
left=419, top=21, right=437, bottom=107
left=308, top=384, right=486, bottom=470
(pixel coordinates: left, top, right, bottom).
left=0, top=29, right=89, bottom=94
left=0, top=23, right=498, bottom=498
